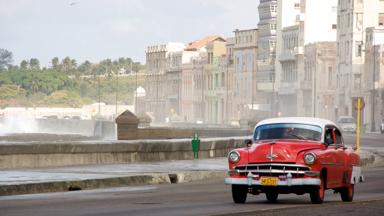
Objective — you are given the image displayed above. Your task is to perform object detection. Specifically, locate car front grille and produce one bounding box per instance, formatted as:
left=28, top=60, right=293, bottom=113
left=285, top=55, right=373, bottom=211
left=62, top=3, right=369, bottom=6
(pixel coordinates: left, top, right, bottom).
left=232, top=163, right=311, bottom=177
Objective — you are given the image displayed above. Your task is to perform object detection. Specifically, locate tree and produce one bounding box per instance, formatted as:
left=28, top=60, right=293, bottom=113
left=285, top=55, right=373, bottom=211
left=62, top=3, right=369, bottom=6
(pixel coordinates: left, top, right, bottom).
left=0, top=49, right=13, bottom=70
left=29, top=58, right=40, bottom=70
left=61, top=57, right=77, bottom=74
left=51, top=57, right=60, bottom=71
left=20, top=60, right=29, bottom=69
left=78, top=60, right=92, bottom=75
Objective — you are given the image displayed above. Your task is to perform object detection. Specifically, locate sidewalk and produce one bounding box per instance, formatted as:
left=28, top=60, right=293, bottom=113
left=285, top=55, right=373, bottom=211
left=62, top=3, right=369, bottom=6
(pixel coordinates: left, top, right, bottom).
left=0, top=158, right=227, bottom=196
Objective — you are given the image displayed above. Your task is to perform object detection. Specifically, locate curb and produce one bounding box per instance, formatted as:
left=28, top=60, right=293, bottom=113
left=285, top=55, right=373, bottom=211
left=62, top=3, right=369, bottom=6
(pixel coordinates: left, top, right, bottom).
left=0, top=171, right=226, bottom=196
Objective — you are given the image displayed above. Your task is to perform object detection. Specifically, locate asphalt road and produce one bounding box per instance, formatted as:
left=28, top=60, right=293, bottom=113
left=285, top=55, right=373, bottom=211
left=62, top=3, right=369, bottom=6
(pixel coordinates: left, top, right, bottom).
left=343, top=133, right=383, bottom=148
left=0, top=164, right=383, bottom=216
left=0, top=134, right=383, bottom=216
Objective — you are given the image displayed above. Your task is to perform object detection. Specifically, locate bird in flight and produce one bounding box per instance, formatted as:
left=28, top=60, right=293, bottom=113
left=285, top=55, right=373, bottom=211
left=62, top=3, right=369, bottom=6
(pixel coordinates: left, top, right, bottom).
left=70, top=2, right=77, bottom=6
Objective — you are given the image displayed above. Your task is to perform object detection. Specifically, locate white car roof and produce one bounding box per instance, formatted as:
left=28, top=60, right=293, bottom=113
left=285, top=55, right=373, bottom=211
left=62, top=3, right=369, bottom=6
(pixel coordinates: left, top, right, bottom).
left=255, top=117, right=337, bottom=130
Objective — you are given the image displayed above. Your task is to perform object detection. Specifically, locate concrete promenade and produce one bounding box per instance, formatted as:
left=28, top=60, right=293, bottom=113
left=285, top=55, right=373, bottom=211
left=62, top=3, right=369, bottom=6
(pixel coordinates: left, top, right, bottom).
left=0, top=147, right=382, bottom=196
left=0, top=158, right=227, bottom=196
left=0, top=137, right=246, bottom=169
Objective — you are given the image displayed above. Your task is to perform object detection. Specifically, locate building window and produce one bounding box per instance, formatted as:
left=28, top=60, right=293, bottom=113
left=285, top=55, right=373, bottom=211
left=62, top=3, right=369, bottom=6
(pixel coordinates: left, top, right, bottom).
left=332, top=24, right=337, bottom=29
left=379, top=13, right=384, bottom=26
left=328, top=66, right=333, bottom=86
left=271, top=5, right=277, bottom=13
left=355, top=41, right=363, bottom=57
left=294, top=3, right=300, bottom=9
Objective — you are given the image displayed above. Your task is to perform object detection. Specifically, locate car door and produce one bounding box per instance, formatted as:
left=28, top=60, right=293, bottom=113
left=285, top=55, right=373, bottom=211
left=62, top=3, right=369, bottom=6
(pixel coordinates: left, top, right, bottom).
left=322, top=126, right=344, bottom=188
left=322, top=126, right=338, bottom=188
left=333, top=128, right=348, bottom=187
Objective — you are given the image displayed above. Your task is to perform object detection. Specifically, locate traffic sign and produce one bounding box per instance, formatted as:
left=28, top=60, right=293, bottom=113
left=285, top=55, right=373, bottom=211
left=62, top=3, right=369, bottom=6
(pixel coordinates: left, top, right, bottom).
left=353, top=97, right=365, bottom=111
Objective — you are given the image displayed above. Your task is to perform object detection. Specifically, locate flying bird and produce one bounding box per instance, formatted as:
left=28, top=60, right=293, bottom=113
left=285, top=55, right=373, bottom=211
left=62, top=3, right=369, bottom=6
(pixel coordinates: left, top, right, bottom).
left=70, top=2, right=77, bottom=6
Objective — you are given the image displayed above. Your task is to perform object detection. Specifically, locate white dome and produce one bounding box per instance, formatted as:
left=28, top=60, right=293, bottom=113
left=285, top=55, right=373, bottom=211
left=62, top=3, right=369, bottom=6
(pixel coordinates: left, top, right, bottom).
left=135, top=86, right=146, bottom=97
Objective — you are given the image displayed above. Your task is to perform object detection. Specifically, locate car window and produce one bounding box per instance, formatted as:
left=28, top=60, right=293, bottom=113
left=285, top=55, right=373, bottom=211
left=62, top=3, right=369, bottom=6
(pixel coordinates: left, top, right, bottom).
left=254, top=123, right=322, bottom=141
left=334, top=128, right=343, bottom=145
left=324, top=128, right=334, bottom=145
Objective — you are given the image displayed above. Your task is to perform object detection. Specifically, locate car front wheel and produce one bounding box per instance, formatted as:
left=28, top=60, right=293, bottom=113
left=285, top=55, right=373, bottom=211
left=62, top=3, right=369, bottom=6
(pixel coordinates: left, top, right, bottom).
left=310, top=175, right=325, bottom=204
left=232, top=185, right=248, bottom=203
left=340, top=184, right=354, bottom=202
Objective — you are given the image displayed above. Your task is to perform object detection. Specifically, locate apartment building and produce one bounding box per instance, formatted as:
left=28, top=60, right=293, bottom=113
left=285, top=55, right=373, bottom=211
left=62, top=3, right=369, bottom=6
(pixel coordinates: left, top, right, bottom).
left=257, top=0, right=277, bottom=117
left=203, top=39, right=227, bottom=124
left=304, top=42, right=337, bottom=121
left=336, top=0, right=384, bottom=131
left=233, top=29, right=266, bottom=121
left=276, top=0, right=337, bottom=117
left=364, top=27, right=384, bottom=130
left=144, top=43, right=185, bottom=122
left=180, top=36, right=226, bottom=123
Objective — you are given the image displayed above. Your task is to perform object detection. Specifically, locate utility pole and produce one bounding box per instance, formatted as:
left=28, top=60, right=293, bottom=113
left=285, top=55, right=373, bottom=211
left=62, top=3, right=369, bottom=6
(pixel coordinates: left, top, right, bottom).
left=371, top=35, right=377, bottom=132
left=115, top=69, right=118, bottom=118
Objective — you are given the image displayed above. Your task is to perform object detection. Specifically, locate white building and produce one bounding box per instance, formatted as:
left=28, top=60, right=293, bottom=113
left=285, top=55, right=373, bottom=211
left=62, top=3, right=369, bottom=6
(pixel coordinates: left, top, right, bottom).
left=336, top=0, right=384, bottom=131
left=364, top=27, right=384, bottom=131
left=276, top=0, right=337, bottom=117
left=257, top=0, right=277, bottom=117
left=144, top=43, right=185, bottom=122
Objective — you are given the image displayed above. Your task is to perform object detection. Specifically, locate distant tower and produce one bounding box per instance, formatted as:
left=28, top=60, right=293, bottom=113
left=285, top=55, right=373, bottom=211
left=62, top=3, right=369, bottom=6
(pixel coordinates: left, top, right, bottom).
left=257, top=0, right=277, bottom=117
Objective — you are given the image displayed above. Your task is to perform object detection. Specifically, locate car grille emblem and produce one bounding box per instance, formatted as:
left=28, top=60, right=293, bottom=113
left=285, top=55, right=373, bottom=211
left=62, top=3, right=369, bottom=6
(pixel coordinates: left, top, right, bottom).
left=266, top=153, right=278, bottom=160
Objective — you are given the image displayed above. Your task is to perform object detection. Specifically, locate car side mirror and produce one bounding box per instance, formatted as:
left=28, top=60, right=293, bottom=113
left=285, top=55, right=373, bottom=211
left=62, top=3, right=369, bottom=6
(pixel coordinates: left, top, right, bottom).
left=244, top=139, right=253, bottom=147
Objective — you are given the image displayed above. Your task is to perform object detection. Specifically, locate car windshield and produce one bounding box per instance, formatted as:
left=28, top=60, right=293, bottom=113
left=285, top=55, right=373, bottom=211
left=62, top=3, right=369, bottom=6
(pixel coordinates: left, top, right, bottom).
left=338, top=118, right=355, bottom=123
left=254, top=123, right=322, bottom=141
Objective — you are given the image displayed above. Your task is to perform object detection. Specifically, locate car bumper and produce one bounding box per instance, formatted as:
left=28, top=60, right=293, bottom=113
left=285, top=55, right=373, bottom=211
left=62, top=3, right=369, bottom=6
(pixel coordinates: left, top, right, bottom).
left=225, top=177, right=320, bottom=186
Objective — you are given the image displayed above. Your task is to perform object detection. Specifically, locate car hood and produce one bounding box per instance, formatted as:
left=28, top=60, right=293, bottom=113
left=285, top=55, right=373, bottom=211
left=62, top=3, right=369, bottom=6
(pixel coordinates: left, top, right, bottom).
left=247, top=140, right=322, bottom=163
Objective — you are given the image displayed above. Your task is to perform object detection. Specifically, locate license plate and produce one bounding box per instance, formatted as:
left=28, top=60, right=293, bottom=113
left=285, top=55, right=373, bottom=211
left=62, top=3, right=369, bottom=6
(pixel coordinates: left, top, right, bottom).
left=260, top=177, right=278, bottom=186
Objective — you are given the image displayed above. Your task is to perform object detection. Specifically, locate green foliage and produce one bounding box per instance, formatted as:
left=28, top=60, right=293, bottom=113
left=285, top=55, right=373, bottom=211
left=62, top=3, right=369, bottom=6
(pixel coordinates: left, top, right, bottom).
left=42, top=90, right=83, bottom=107
left=0, top=49, right=13, bottom=70
left=0, top=51, right=145, bottom=107
left=0, top=84, right=26, bottom=99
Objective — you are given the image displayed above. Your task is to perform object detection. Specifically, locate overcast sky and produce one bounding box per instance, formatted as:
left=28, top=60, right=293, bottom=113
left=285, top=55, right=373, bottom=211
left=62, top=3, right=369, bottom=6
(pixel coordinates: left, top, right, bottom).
left=0, top=0, right=260, bottom=66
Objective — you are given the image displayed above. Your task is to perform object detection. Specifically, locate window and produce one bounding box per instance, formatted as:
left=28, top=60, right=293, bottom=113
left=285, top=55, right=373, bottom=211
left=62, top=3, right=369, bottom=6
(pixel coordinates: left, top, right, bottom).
left=294, top=3, right=300, bottom=9
left=271, top=5, right=277, bottom=13
left=324, top=128, right=334, bottom=145
left=334, top=129, right=343, bottom=145
left=355, top=41, right=363, bottom=57
left=332, top=24, right=337, bottom=29
left=254, top=123, right=322, bottom=141
left=379, top=13, right=384, bottom=26
left=328, top=66, right=333, bottom=86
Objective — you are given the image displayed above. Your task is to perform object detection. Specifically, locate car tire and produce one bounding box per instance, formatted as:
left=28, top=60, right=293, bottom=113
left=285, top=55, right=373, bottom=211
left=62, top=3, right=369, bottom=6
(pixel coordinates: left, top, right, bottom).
left=265, top=192, right=278, bottom=202
left=232, top=185, right=248, bottom=204
left=340, top=184, right=354, bottom=202
left=310, top=175, right=325, bottom=204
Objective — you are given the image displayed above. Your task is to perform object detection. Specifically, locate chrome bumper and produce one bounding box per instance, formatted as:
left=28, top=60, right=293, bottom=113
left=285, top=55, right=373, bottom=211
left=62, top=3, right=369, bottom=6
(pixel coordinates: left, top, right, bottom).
left=225, top=176, right=320, bottom=186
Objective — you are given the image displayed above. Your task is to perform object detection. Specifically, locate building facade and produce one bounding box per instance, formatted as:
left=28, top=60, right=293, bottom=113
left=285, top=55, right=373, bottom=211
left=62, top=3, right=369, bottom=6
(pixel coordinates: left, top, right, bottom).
left=257, top=0, right=277, bottom=117
left=304, top=42, right=337, bottom=121
left=144, top=43, right=185, bottom=123
left=276, top=0, right=337, bottom=117
left=233, top=29, right=266, bottom=121
left=336, top=0, right=384, bottom=131
left=364, top=27, right=384, bottom=131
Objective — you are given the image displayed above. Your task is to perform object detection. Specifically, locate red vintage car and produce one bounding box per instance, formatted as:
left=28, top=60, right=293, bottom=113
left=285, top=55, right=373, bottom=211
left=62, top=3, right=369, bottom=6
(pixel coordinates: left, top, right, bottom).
left=225, top=117, right=363, bottom=204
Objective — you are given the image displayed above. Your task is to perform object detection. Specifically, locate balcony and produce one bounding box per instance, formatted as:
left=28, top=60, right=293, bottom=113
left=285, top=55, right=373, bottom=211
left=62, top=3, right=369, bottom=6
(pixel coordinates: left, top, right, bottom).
left=279, top=47, right=303, bottom=62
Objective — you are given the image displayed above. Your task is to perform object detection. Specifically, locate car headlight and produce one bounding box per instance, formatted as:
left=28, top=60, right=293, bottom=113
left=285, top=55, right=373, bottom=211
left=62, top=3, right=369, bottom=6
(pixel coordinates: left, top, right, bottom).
left=304, top=152, right=316, bottom=165
left=228, top=150, right=240, bottom=163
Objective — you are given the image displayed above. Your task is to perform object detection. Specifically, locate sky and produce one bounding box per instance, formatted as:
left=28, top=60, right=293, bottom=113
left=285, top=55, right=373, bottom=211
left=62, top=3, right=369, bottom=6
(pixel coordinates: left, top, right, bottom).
left=0, top=0, right=260, bottom=67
